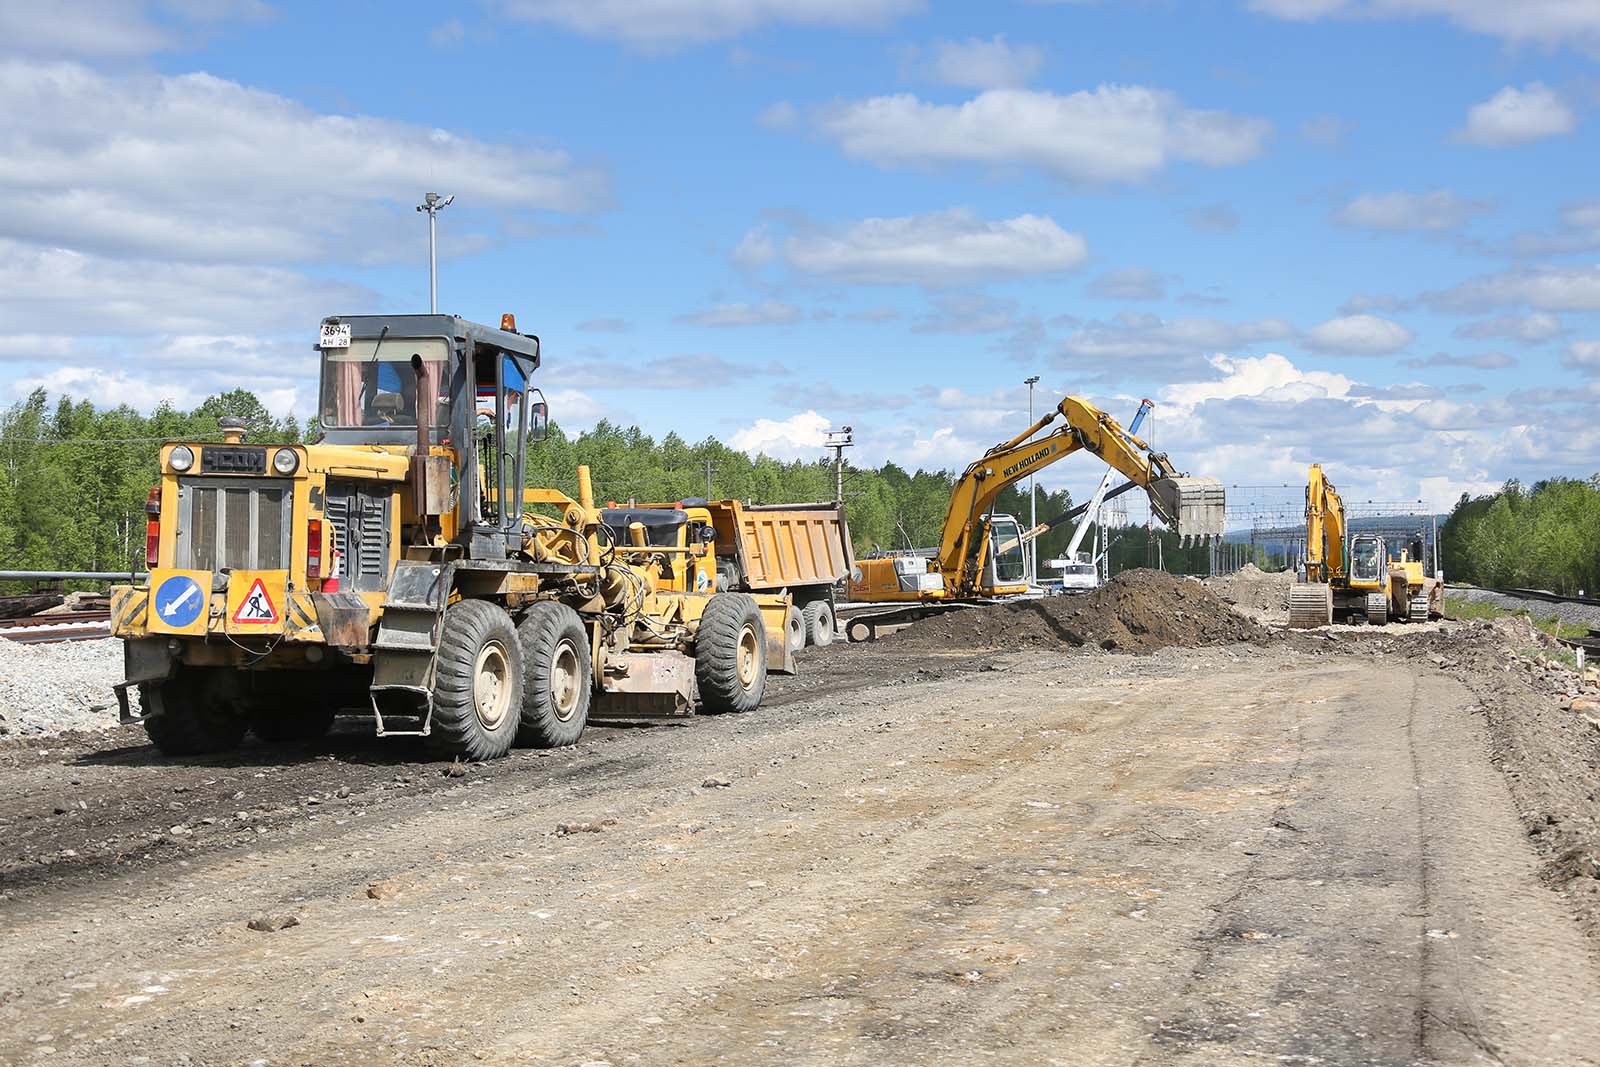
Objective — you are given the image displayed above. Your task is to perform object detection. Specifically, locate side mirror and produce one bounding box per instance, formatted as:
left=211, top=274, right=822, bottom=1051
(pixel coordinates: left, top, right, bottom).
left=529, top=390, right=549, bottom=443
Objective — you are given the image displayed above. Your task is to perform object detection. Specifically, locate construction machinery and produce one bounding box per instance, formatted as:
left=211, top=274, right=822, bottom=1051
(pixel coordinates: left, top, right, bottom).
left=108, top=313, right=794, bottom=760
left=1288, top=463, right=1443, bottom=627
left=601, top=499, right=854, bottom=652
left=843, top=395, right=1226, bottom=640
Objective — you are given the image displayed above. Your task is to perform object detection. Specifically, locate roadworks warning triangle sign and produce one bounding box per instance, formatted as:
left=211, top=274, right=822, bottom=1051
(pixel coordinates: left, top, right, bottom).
left=231, top=578, right=280, bottom=624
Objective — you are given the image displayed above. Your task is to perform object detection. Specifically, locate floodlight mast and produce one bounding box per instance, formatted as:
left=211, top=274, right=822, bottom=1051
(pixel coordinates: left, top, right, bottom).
left=416, top=192, right=455, bottom=313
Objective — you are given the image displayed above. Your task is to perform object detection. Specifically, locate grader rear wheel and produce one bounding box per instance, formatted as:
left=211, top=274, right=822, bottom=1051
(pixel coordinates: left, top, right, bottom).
left=696, top=593, right=767, bottom=714
left=140, top=668, right=249, bottom=756
left=427, top=599, right=524, bottom=761
left=1287, top=583, right=1334, bottom=629
left=516, top=601, right=591, bottom=748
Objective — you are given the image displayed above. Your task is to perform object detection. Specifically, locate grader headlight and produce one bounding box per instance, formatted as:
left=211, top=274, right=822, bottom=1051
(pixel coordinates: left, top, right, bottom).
left=272, top=448, right=300, bottom=475
left=168, top=444, right=194, bottom=472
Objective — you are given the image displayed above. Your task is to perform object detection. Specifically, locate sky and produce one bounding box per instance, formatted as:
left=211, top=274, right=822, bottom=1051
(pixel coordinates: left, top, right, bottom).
left=2, top=0, right=1598, bottom=523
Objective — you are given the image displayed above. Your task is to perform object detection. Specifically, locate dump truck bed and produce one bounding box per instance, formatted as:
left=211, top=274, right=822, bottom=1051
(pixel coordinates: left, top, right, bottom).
left=711, top=501, right=855, bottom=592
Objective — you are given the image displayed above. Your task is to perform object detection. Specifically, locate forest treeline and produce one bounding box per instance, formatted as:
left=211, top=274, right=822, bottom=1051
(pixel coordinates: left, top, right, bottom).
left=1439, top=478, right=1600, bottom=596
left=0, top=388, right=1132, bottom=575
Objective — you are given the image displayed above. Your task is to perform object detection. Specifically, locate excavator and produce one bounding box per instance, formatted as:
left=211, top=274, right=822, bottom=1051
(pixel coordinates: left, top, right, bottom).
left=1288, top=463, right=1443, bottom=627
left=843, top=395, right=1225, bottom=641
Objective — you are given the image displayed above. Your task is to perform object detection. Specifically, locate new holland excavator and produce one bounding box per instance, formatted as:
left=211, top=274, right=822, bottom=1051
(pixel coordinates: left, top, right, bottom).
left=843, top=395, right=1226, bottom=641
left=1288, top=463, right=1443, bottom=627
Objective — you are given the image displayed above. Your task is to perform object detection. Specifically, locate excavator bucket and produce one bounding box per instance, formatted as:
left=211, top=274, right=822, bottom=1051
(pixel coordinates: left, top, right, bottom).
left=1151, top=477, right=1226, bottom=541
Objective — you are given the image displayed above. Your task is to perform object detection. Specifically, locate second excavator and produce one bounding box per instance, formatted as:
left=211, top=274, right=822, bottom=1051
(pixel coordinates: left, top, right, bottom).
left=843, top=395, right=1225, bottom=640
left=1288, top=463, right=1443, bottom=628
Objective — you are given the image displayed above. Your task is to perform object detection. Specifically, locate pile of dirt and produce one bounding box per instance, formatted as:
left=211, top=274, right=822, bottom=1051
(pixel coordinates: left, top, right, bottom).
left=891, top=569, right=1271, bottom=653
left=1203, top=563, right=1296, bottom=623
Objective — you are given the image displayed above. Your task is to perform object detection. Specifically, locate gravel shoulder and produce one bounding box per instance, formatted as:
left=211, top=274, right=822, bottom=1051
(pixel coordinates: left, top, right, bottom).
left=2, top=632, right=1599, bottom=1065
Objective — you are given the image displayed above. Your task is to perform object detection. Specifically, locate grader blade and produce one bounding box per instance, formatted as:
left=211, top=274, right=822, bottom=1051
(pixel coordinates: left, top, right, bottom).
left=1151, top=476, right=1226, bottom=541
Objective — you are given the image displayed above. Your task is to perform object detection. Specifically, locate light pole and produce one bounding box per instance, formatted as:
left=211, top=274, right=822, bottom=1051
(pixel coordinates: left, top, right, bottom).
left=824, top=427, right=854, bottom=506
left=416, top=191, right=454, bottom=313
left=1024, top=375, right=1040, bottom=583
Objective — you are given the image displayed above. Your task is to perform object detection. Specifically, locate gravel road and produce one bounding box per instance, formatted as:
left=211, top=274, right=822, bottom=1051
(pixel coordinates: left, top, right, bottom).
left=2, top=629, right=1598, bottom=1065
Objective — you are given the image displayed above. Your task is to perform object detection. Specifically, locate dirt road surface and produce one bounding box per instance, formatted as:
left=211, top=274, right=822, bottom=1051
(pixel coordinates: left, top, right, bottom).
left=3, top=637, right=1599, bottom=1065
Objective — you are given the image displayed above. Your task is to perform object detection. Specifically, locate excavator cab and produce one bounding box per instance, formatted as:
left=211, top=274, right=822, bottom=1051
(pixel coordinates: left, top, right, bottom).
left=979, top=514, right=1028, bottom=595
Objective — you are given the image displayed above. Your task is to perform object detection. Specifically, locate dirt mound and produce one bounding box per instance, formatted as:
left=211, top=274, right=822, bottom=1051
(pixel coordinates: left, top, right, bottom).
left=1204, top=563, right=1295, bottom=621
left=891, top=569, right=1271, bottom=652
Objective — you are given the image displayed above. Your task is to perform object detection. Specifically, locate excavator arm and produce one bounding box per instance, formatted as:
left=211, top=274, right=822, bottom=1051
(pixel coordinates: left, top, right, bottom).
left=1305, top=462, right=1346, bottom=583
left=936, top=396, right=1224, bottom=596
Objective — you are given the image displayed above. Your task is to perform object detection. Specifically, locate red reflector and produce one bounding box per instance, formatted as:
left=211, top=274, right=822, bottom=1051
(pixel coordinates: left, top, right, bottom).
left=145, top=486, right=160, bottom=565
left=306, top=518, right=323, bottom=580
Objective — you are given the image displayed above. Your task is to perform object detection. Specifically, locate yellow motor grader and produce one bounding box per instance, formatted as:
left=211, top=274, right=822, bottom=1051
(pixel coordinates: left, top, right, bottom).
left=109, top=313, right=793, bottom=760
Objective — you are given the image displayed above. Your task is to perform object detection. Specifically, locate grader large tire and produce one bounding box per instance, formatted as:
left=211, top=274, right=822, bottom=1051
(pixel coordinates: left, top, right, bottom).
left=140, top=668, right=249, bottom=756
left=802, top=599, right=835, bottom=647
left=1287, top=583, right=1334, bottom=629
left=515, top=602, right=591, bottom=748
left=696, top=592, right=767, bottom=714
left=427, top=600, right=523, bottom=761
left=784, top=604, right=806, bottom=655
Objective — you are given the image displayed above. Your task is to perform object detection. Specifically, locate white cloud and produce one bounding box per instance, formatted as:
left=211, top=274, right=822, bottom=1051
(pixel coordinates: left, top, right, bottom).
left=677, top=300, right=803, bottom=327
left=781, top=209, right=1088, bottom=285
left=814, top=86, right=1271, bottom=184
left=1087, top=267, right=1170, bottom=300
left=1302, top=314, right=1415, bottom=355
left=1453, top=312, right=1562, bottom=343
left=1333, top=188, right=1491, bottom=231
left=0, top=60, right=603, bottom=266
left=1405, top=350, right=1519, bottom=370
left=926, top=35, right=1045, bottom=89
left=912, top=294, right=1020, bottom=334
left=1420, top=265, right=1600, bottom=313
left=1456, top=84, right=1576, bottom=148
left=1247, top=1, right=1600, bottom=55
left=0, top=1, right=271, bottom=59
left=496, top=0, right=921, bottom=48
left=1565, top=341, right=1600, bottom=376
left=730, top=410, right=831, bottom=461
left=1160, top=352, right=1356, bottom=406
left=0, top=239, right=372, bottom=337
left=1056, top=312, right=1295, bottom=377
left=730, top=226, right=777, bottom=269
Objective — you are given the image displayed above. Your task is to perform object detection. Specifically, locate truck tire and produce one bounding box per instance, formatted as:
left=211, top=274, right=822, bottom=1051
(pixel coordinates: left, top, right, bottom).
left=515, top=602, right=591, bottom=748
left=427, top=600, right=524, bottom=761
left=696, top=592, right=766, bottom=714
left=802, top=600, right=835, bottom=647
left=784, top=604, right=806, bottom=655
left=140, top=668, right=249, bottom=756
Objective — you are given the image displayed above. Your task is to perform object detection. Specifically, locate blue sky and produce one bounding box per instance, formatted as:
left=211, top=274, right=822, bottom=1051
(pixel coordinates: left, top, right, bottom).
left=2, top=0, right=1598, bottom=516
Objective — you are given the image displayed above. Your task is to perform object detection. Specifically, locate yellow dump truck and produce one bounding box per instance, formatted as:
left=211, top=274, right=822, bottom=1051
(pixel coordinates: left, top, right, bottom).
left=602, top=500, right=855, bottom=651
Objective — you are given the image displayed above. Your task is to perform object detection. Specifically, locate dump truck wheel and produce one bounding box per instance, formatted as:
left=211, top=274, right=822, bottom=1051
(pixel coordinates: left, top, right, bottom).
left=802, top=600, right=835, bottom=647
left=427, top=600, right=524, bottom=761
left=140, top=669, right=249, bottom=756
left=785, top=604, right=806, bottom=654
left=696, top=593, right=766, bottom=714
left=515, top=602, right=591, bottom=748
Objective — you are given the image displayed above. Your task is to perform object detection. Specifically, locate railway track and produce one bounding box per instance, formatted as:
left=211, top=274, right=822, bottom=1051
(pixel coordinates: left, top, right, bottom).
left=0, top=609, right=112, bottom=644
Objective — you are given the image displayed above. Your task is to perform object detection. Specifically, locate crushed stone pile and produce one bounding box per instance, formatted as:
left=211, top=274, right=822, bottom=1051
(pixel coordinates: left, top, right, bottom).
left=0, top=638, right=129, bottom=738
left=1204, top=563, right=1296, bottom=622
left=891, top=568, right=1271, bottom=652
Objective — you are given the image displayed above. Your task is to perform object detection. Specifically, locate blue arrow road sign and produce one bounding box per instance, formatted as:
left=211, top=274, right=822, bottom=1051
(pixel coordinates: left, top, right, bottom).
left=154, top=574, right=204, bottom=628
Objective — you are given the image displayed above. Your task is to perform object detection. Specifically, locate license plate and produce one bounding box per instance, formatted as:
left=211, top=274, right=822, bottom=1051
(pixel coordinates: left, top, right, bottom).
left=319, top=322, right=352, bottom=348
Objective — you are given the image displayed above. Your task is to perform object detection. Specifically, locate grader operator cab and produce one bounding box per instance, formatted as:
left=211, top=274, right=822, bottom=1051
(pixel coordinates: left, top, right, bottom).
left=109, top=313, right=794, bottom=761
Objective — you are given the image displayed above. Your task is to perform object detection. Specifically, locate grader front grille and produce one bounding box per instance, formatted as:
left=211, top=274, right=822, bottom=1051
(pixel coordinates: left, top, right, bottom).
left=174, top=478, right=292, bottom=572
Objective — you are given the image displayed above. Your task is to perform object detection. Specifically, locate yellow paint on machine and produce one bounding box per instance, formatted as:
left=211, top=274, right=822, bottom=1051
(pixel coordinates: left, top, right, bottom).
left=224, top=570, right=289, bottom=635
left=142, top=569, right=213, bottom=637
left=109, top=586, right=150, bottom=638
left=283, top=590, right=325, bottom=642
